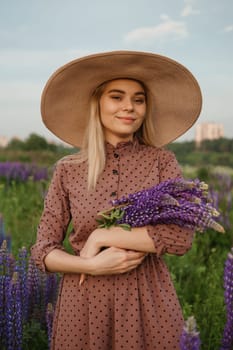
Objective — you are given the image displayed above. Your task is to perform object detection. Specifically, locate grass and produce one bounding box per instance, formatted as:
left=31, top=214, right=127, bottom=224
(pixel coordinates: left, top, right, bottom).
left=0, top=169, right=232, bottom=349
left=0, top=180, right=46, bottom=253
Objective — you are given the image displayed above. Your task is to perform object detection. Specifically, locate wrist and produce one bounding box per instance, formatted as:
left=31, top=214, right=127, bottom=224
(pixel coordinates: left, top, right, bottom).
left=80, top=256, right=94, bottom=274
left=90, top=228, right=106, bottom=248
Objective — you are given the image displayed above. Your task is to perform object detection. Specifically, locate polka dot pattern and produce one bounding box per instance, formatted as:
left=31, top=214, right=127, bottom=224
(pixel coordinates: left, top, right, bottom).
left=31, top=139, right=194, bottom=349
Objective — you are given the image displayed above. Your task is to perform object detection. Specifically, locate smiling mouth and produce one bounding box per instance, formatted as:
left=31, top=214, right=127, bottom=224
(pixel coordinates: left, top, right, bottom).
left=116, top=116, right=136, bottom=121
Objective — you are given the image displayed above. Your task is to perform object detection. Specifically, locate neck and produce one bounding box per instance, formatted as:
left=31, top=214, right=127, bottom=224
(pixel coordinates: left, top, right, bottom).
left=104, top=134, right=134, bottom=147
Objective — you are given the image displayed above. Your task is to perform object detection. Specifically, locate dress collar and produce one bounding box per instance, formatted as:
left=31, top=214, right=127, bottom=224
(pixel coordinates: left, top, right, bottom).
left=105, top=138, right=141, bottom=155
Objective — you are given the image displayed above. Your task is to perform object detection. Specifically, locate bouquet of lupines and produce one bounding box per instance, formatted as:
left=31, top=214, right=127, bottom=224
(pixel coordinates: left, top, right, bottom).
left=96, top=178, right=225, bottom=233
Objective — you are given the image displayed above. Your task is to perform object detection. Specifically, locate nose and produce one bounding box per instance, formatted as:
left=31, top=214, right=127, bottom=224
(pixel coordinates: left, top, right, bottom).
left=122, top=98, right=134, bottom=111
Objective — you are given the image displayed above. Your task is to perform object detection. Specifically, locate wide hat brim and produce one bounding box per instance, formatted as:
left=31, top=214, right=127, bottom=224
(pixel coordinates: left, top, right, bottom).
left=41, top=50, right=202, bottom=147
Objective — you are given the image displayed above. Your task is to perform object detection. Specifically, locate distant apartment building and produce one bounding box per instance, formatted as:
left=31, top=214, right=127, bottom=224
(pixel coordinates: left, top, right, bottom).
left=195, top=122, right=224, bottom=147
left=0, top=136, right=9, bottom=147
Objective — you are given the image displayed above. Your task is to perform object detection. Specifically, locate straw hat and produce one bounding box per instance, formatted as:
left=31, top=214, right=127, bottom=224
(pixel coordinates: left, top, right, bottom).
left=41, top=50, right=202, bottom=147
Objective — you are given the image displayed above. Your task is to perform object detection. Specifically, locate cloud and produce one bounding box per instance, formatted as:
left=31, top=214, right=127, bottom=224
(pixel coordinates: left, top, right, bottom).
left=124, top=15, right=188, bottom=44
left=181, top=0, right=200, bottom=17
left=224, top=25, right=233, bottom=32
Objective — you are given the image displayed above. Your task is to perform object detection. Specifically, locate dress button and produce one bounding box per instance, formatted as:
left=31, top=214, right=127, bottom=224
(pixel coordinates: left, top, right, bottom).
left=110, top=191, right=117, bottom=197
left=114, top=153, right=119, bottom=158
left=112, top=169, right=119, bottom=175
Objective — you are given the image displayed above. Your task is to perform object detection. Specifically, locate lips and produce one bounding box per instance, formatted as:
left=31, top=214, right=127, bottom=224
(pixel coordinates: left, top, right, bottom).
left=116, top=116, right=136, bottom=121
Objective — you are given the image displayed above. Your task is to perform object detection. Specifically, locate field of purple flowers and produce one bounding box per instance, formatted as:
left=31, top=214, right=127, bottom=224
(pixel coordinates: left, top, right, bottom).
left=0, top=161, right=233, bottom=349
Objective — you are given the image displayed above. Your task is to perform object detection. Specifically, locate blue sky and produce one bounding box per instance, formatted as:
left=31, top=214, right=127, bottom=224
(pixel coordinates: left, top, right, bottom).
left=0, top=0, right=232, bottom=143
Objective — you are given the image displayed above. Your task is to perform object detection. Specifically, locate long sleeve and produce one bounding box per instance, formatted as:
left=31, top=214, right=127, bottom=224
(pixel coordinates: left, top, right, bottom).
left=146, top=149, right=194, bottom=256
left=31, top=161, right=71, bottom=271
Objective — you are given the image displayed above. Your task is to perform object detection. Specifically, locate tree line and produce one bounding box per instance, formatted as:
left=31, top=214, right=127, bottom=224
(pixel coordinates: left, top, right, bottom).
left=2, top=134, right=233, bottom=168
left=4, top=133, right=76, bottom=152
left=167, top=137, right=233, bottom=167
left=168, top=138, right=233, bottom=154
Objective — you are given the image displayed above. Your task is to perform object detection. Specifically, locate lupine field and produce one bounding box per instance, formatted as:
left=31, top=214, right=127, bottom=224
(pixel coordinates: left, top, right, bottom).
left=0, top=159, right=233, bottom=349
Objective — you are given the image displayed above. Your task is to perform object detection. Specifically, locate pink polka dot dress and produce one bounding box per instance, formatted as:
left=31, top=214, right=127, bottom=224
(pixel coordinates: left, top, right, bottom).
left=31, top=139, right=193, bottom=350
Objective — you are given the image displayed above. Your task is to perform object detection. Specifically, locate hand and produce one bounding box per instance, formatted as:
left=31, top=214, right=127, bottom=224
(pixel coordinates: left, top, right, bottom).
left=89, top=247, right=147, bottom=276
left=80, top=232, right=101, bottom=259
left=79, top=246, right=147, bottom=285
left=79, top=229, right=148, bottom=285
left=79, top=233, right=102, bottom=285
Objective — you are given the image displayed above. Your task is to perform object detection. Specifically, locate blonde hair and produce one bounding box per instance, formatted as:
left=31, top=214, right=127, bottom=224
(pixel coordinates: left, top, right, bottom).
left=81, top=79, right=157, bottom=190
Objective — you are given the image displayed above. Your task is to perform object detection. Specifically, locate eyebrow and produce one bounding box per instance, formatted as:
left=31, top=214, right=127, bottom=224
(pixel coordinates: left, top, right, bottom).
left=107, top=89, right=145, bottom=96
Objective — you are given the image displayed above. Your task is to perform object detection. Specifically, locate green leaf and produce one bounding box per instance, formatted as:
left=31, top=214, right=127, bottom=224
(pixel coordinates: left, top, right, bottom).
left=99, top=213, right=112, bottom=220
left=118, top=224, right=131, bottom=231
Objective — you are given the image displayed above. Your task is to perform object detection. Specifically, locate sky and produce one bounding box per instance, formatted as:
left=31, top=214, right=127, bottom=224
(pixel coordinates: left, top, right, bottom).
left=0, top=0, right=232, bottom=144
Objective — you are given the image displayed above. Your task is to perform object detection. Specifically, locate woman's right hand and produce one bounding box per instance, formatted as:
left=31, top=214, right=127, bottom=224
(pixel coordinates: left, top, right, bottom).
left=87, top=246, right=147, bottom=276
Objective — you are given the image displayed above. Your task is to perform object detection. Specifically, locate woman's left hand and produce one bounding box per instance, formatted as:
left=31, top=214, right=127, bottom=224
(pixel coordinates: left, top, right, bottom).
left=79, top=229, right=103, bottom=285
left=80, top=233, right=101, bottom=259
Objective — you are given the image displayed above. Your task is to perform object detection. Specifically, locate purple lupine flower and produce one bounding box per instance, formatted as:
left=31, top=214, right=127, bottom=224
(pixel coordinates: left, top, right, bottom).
left=44, top=273, right=60, bottom=310
left=220, top=248, right=233, bottom=350
left=97, top=178, right=224, bottom=233
left=0, top=236, right=60, bottom=349
left=26, top=256, right=41, bottom=320
left=33, top=166, right=48, bottom=182
left=0, top=240, right=15, bottom=278
left=0, top=259, right=6, bottom=344
left=5, top=271, right=23, bottom=350
left=39, top=272, right=51, bottom=326
left=16, top=247, right=29, bottom=321
left=0, top=161, right=48, bottom=183
left=209, top=173, right=232, bottom=231
left=0, top=239, right=15, bottom=348
left=27, top=256, right=60, bottom=327
left=1, top=275, right=11, bottom=348
left=0, top=161, right=29, bottom=183
left=180, top=316, right=201, bottom=350
left=46, top=303, right=54, bottom=347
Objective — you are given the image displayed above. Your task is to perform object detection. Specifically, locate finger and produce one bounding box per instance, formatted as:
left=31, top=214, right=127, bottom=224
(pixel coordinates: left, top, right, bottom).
left=126, top=251, right=148, bottom=260
left=79, top=273, right=86, bottom=286
left=119, top=256, right=145, bottom=272
left=129, top=256, right=145, bottom=266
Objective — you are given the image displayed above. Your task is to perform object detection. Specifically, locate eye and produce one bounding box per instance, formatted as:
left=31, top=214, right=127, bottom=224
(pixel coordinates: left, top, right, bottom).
left=110, top=95, right=122, bottom=100
left=134, top=98, right=145, bottom=104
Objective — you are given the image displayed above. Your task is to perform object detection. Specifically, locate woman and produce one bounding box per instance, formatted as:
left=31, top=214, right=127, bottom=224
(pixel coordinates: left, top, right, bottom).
left=31, top=51, right=202, bottom=349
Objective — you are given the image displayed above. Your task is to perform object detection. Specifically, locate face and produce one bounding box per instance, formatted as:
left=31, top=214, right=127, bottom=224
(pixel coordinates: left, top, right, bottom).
left=99, top=79, right=146, bottom=146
